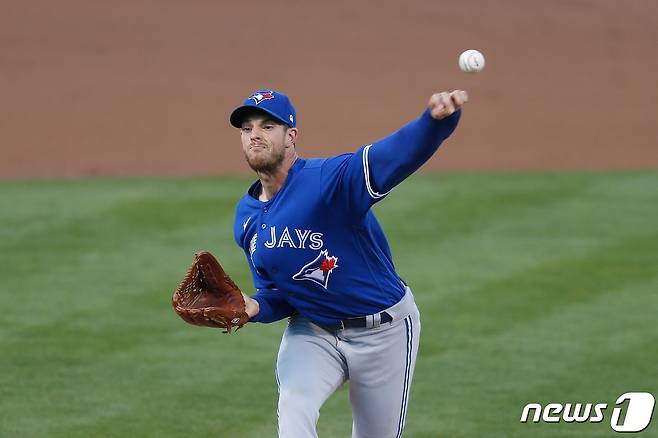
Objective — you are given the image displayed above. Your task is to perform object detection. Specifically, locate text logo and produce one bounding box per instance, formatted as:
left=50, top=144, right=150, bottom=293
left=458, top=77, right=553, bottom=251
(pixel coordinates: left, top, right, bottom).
left=521, top=392, right=655, bottom=433
left=611, top=393, right=655, bottom=432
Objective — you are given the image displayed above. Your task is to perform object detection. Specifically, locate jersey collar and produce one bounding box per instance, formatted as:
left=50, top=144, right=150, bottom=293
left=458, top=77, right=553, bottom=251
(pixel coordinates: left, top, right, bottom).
left=246, top=158, right=306, bottom=203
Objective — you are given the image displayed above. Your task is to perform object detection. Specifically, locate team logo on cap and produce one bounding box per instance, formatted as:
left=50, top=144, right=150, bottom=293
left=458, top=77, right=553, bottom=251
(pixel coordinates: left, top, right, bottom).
left=292, top=249, right=339, bottom=290
left=249, top=91, right=275, bottom=105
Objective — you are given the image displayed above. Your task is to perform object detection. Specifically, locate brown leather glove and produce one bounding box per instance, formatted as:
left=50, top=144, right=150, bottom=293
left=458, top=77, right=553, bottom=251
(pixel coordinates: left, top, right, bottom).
left=172, top=251, right=249, bottom=333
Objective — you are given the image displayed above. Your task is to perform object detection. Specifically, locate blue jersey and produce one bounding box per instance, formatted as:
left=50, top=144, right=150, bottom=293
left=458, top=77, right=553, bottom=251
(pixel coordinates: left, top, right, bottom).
left=233, top=109, right=461, bottom=326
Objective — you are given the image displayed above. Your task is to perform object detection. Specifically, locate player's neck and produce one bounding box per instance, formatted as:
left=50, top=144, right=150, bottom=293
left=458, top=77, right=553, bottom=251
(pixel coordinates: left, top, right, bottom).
left=257, top=153, right=299, bottom=201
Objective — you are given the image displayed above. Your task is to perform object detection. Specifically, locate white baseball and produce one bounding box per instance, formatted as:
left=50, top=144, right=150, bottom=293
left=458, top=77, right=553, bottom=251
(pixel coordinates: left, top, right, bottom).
left=459, top=49, right=485, bottom=73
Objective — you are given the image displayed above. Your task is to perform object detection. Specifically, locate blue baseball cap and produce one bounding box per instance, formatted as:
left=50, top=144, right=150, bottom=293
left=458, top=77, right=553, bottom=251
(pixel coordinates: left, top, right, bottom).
left=230, top=89, right=297, bottom=128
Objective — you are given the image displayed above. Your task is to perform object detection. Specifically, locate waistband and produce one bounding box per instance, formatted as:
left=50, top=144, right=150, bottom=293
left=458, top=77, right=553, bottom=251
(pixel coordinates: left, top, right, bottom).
left=323, top=286, right=417, bottom=330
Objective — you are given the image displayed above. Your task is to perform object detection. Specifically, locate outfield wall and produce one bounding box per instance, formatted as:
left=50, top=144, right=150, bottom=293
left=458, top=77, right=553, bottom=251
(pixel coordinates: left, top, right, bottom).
left=1, top=0, right=657, bottom=178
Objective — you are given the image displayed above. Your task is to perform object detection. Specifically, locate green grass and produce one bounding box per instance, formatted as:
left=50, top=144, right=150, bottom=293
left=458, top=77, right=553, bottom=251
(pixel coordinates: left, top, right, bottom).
left=1, top=171, right=657, bottom=437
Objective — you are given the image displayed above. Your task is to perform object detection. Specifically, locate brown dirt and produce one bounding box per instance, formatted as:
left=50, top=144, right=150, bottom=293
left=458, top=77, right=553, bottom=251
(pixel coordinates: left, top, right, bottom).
left=1, top=0, right=657, bottom=179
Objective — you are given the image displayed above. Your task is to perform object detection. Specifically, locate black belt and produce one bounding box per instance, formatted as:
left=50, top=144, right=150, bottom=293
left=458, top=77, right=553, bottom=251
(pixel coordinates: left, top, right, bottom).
left=333, top=311, right=393, bottom=330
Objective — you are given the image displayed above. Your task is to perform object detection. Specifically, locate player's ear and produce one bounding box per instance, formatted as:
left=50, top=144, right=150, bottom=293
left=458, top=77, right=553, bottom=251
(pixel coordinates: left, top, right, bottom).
left=286, top=127, right=298, bottom=147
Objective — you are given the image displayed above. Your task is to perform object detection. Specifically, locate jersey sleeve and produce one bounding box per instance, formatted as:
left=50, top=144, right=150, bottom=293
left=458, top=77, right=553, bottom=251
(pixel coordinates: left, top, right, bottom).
left=233, top=242, right=295, bottom=323
left=321, top=108, right=461, bottom=216
left=234, top=214, right=296, bottom=323
left=249, top=288, right=296, bottom=323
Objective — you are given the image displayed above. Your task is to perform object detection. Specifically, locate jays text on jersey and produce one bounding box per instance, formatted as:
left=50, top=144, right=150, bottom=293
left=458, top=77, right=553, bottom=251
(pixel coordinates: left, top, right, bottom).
left=233, top=108, right=461, bottom=326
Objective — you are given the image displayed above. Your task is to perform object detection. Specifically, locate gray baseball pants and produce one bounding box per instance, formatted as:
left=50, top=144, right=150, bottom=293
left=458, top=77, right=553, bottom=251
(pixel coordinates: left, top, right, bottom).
left=275, top=287, right=421, bottom=438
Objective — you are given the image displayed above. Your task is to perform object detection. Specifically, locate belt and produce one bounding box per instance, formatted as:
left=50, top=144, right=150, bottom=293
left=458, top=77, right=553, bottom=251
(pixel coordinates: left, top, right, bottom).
left=332, top=311, right=393, bottom=330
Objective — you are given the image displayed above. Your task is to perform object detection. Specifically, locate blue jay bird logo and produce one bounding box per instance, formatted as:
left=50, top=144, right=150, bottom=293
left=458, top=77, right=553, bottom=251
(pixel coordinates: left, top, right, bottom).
left=293, top=250, right=339, bottom=290
left=249, top=91, right=275, bottom=105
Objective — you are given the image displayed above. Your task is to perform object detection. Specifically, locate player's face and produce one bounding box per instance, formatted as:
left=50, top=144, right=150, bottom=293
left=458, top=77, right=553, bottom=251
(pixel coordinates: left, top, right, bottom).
left=240, top=116, right=291, bottom=173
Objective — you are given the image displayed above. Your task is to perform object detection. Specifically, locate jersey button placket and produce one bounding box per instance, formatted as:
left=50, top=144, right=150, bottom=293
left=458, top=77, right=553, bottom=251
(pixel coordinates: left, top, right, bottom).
left=261, top=203, right=269, bottom=230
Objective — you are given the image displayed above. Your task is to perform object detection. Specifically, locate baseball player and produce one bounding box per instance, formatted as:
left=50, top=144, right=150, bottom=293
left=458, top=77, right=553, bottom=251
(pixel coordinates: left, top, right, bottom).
left=231, top=89, right=467, bottom=437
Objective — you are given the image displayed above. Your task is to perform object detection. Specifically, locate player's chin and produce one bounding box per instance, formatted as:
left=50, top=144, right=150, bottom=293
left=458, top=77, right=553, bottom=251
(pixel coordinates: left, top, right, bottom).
left=246, top=150, right=269, bottom=163
left=245, top=155, right=276, bottom=173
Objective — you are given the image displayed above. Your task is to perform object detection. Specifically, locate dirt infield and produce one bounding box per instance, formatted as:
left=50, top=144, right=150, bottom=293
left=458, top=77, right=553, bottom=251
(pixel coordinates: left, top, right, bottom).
left=1, top=0, right=657, bottom=178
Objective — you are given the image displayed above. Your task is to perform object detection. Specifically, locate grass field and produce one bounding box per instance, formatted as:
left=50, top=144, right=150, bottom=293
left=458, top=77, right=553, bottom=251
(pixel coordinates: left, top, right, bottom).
left=1, top=171, right=657, bottom=438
